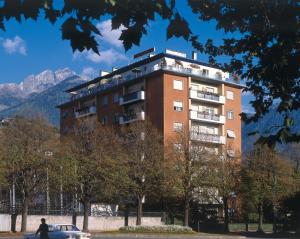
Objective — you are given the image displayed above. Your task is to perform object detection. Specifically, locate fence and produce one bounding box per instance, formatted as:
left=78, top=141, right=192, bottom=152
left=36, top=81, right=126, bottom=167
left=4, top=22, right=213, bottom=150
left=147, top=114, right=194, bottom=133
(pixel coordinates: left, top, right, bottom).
left=0, top=214, right=163, bottom=232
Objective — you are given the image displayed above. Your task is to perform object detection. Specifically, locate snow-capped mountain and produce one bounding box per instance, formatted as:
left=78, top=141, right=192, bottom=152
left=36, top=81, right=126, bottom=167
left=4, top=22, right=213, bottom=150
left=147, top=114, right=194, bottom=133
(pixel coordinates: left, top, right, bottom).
left=0, top=68, right=84, bottom=111
left=0, top=70, right=90, bottom=126
left=1, top=68, right=76, bottom=96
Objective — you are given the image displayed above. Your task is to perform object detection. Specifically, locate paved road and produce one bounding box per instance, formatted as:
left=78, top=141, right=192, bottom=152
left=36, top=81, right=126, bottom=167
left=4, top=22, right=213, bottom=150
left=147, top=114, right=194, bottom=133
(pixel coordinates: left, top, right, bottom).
left=0, top=235, right=294, bottom=239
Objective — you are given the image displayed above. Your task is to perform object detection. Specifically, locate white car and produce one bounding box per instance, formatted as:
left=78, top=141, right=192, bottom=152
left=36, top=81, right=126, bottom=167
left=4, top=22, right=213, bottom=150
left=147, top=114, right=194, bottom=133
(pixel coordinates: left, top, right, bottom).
left=24, top=224, right=92, bottom=239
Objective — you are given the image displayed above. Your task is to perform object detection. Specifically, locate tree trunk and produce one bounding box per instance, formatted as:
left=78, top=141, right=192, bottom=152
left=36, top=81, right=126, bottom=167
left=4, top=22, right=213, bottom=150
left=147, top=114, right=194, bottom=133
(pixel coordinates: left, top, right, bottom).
left=82, top=200, right=90, bottom=232
left=11, top=213, right=17, bottom=232
left=124, top=204, right=129, bottom=226
left=21, top=198, right=28, bottom=232
left=245, top=222, right=249, bottom=232
left=184, top=198, right=189, bottom=227
left=257, top=203, right=263, bottom=232
left=272, top=203, right=277, bottom=233
left=223, top=197, right=229, bottom=232
left=72, top=211, right=77, bottom=226
left=136, top=196, right=143, bottom=225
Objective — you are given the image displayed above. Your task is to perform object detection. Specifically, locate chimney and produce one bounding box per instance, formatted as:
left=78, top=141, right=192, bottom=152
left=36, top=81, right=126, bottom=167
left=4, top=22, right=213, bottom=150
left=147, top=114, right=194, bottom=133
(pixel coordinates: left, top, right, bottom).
left=192, top=51, right=197, bottom=60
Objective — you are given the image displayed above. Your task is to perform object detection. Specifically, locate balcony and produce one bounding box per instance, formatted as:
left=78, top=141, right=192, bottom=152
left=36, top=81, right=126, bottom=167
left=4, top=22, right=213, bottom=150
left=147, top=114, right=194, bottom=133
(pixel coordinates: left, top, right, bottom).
left=189, top=89, right=225, bottom=104
left=190, top=132, right=226, bottom=145
left=119, top=111, right=145, bottom=124
left=190, top=111, right=225, bottom=124
left=119, top=91, right=145, bottom=105
left=75, top=106, right=96, bottom=118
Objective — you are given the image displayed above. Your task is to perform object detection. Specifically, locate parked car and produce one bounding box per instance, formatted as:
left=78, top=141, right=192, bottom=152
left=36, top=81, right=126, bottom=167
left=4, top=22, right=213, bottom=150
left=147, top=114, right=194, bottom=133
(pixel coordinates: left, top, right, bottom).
left=24, top=224, right=92, bottom=239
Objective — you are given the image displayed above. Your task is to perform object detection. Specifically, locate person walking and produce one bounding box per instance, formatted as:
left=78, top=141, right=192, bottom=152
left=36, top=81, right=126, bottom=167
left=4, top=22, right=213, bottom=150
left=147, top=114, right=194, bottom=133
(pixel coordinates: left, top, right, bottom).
left=35, top=218, right=49, bottom=239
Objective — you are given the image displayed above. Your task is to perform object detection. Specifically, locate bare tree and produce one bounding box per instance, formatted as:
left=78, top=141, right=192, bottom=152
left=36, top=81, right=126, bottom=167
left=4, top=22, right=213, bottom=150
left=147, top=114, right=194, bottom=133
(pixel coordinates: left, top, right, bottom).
left=0, top=116, right=57, bottom=232
left=165, top=128, right=217, bottom=227
left=121, top=121, right=164, bottom=225
left=62, top=118, right=127, bottom=232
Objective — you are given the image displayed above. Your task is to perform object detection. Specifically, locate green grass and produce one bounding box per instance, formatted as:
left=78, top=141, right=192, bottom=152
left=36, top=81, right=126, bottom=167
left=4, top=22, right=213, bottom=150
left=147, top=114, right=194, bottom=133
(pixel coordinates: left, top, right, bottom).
left=229, top=223, right=273, bottom=232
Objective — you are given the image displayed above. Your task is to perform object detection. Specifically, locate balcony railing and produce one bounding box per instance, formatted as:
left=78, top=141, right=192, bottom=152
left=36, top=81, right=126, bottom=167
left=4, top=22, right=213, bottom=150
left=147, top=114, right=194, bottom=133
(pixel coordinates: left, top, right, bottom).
left=119, top=111, right=145, bottom=124
left=70, top=63, right=241, bottom=102
left=190, top=131, right=226, bottom=144
left=189, top=89, right=225, bottom=104
left=119, top=91, right=145, bottom=105
left=75, top=106, right=96, bottom=118
left=190, top=111, right=225, bottom=124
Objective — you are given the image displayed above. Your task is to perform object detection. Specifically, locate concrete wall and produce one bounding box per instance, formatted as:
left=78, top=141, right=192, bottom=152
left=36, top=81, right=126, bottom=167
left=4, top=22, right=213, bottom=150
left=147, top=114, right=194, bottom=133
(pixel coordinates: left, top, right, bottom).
left=0, top=214, right=162, bottom=232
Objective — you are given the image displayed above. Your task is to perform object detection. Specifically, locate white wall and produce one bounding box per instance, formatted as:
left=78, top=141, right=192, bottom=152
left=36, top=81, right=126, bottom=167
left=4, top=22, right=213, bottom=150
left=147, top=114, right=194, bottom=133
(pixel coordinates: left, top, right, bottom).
left=0, top=214, right=162, bottom=232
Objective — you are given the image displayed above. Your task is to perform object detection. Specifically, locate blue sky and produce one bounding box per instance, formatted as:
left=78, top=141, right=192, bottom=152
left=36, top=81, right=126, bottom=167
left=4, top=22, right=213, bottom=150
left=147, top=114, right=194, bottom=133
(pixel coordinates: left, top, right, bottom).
left=0, top=3, right=253, bottom=112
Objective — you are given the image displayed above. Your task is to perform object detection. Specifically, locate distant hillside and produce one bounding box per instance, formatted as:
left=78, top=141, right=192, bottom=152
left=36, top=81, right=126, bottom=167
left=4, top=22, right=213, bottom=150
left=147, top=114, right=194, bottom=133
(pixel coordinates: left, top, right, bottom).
left=242, top=106, right=300, bottom=154
left=0, top=75, right=86, bottom=127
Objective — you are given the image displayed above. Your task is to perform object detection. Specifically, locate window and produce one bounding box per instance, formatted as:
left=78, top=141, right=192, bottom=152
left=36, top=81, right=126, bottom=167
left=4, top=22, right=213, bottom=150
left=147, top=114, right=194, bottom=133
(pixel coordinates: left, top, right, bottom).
left=202, top=69, right=209, bottom=76
left=173, top=122, right=183, bottom=132
left=205, top=87, right=214, bottom=93
left=227, top=129, right=236, bottom=138
left=62, top=111, right=68, bottom=119
left=227, top=149, right=235, bottom=158
left=173, top=101, right=183, bottom=112
left=173, top=80, right=183, bottom=90
left=101, top=116, right=107, bottom=125
left=226, top=90, right=234, bottom=100
left=227, top=110, right=234, bottom=120
left=113, top=93, right=119, bottom=103
left=205, top=107, right=215, bottom=115
left=173, top=143, right=182, bottom=152
left=102, top=96, right=108, bottom=105
left=206, top=127, right=215, bottom=135
left=113, top=113, right=119, bottom=124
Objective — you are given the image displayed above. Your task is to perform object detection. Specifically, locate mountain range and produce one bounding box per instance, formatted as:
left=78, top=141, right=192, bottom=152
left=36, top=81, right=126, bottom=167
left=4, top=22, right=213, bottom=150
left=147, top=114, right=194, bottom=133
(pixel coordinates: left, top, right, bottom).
left=0, top=68, right=89, bottom=126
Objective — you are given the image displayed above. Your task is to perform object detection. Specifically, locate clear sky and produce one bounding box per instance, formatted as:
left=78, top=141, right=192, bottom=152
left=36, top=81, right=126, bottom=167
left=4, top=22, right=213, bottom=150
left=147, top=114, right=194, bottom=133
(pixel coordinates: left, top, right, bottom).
left=0, top=2, right=253, bottom=112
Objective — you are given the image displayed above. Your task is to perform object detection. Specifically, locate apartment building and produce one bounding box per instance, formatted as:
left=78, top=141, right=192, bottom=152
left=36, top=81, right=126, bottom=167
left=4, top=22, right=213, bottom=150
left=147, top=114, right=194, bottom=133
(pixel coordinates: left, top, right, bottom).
left=58, top=49, right=243, bottom=155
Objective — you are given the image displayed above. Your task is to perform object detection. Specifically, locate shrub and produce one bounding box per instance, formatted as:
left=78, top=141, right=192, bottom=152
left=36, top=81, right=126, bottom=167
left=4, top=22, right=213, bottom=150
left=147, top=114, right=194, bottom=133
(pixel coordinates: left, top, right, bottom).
left=119, top=225, right=195, bottom=234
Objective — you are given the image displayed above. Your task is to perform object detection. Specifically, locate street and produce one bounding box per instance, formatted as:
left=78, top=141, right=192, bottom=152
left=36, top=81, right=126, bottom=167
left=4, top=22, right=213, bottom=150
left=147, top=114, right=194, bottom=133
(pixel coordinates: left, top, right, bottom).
left=0, top=235, right=295, bottom=239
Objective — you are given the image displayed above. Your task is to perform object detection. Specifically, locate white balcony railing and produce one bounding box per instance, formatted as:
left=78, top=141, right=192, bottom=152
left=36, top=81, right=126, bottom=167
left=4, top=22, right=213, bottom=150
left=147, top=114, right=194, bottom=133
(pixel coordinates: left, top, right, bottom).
left=75, top=106, right=96, bottom=118
left=189, top=89, right=225, bottom=104
left=190, top=132, right=226, bottom=145
left=119, top=111, right=145, bottom=124
left=70, top=63, right=241, bottom=102
left=119, top=91, right=145, bottom=105
left=190, top=111, right=225, bottom=124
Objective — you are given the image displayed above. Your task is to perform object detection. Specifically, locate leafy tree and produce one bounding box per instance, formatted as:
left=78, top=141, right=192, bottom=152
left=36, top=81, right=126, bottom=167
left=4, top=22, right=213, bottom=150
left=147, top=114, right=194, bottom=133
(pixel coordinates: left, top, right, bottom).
left=209, top=148, right=241, bottom=232
left=121, top=121, right=164, bottom=225
left=0, top=116, right=58, bottom=232
left=62, top=118, right=127, bottom=232
left=165, top=129, right=218, bottom=227
left=243, top=145, right=296, bottom=232
left=1, top=1, right=299, bottom=144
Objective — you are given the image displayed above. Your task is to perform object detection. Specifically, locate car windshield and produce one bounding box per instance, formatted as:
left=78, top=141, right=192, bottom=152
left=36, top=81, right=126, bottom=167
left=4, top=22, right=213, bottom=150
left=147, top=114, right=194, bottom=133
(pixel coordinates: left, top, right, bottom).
left=59, top=225, right=80, bottom=231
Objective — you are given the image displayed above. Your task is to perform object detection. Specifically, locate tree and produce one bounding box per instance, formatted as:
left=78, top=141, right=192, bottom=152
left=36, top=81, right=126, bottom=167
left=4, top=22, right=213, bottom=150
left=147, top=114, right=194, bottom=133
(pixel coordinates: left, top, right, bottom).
left=242, top=145, right=296, bottom=232
left=0, top=116, right=57, bottom=232
left=165, top=128, right=218, bottom=227
left=121, top=121, right=164, bottom=225
left=62, top=118, right=127, bottom=232
left=1, top=1, right=299, bottom=144
left=209, top=148, right=241, bottom=232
